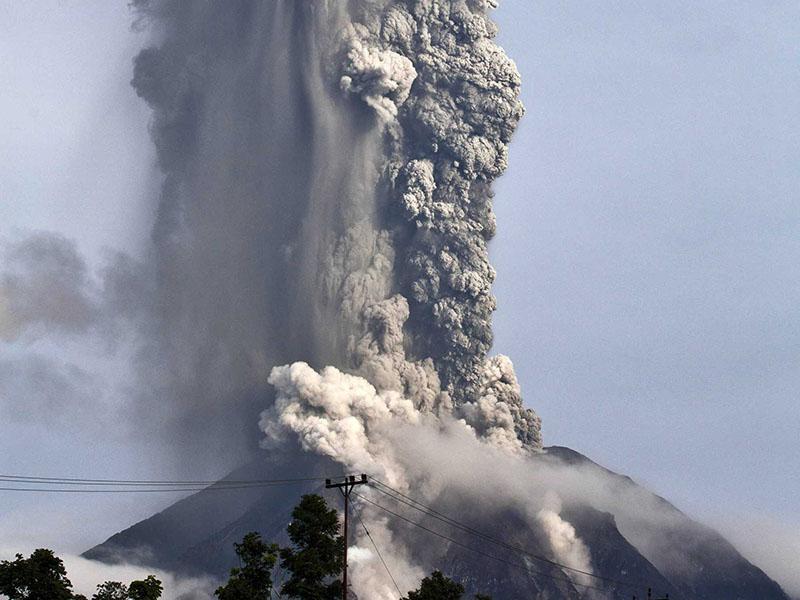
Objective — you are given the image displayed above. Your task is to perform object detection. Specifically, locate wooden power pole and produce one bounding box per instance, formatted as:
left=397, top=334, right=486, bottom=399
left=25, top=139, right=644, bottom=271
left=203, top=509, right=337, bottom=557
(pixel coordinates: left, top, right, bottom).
left=326, top=474, right=368, bottom=600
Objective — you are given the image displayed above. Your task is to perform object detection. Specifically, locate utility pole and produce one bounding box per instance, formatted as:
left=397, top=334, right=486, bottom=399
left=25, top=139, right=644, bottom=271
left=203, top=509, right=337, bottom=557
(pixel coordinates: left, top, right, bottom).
left=326, top=474, right=368, bottom=600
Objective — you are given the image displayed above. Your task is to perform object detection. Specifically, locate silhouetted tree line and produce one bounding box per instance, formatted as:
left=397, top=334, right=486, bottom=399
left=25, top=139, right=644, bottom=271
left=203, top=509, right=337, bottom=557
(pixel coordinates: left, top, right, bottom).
left=0, top=548, right=162, bottom=600
left=214, top=493, right=491, bottom=600
left=0, top=494, right=489, bottom=599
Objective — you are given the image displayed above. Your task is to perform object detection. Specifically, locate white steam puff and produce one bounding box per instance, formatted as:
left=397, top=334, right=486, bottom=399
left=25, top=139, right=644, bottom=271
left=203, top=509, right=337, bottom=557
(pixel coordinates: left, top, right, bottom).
left=340, top=25, right=417, bottom=123
left=535, top=492, right=596, bottom=590
left=348, top=518, right=425, bottom=600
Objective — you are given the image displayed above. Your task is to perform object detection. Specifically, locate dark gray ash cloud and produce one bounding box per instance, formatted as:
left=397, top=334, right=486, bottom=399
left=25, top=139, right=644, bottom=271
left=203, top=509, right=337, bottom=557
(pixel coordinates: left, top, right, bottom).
left=0, top=353, right=102, bottom=425
left=124, top=0, right=541, bottom=465
left=0, top=233, right=99, bottom=341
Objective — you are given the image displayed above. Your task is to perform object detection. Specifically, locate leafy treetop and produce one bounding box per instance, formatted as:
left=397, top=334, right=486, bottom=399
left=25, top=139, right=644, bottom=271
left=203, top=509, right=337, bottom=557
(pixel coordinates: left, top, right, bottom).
left=280, top=494, right=343, bottom=600
left=214, top=532, right=278, bottom=600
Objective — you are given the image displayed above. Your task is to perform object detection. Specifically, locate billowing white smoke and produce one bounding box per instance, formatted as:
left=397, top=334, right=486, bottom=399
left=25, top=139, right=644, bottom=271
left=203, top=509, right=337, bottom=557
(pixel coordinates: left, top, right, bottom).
left=535, top=492, right=595, bottom=590
left=340, top=26, right=417, bottom=123
left=263, top=359, right=594, bottom=597
left=262, top=362, right=422, bottom=487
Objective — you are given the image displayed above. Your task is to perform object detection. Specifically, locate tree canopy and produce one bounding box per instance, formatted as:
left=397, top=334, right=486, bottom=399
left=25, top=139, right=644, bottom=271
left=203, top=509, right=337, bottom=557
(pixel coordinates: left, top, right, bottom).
left=92, top=575, right=162, bottom=600
left=0, top=548, right=162, bottom=600
left=402, top=570, right=465, bottom=600
left=279, top=494, right=343, bottom=600
left=0, top=549, right=76, bottom=600
left=214, top=532, right=277, bottom=600
left=92, top=581, right=129, bottom=600
left=401, top=570, right=491, bottom=600
left=128, top=576, right=163, bottom=600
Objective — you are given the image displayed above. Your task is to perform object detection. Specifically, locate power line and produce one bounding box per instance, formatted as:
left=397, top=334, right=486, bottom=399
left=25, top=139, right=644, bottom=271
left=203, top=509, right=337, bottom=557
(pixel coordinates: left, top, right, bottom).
left=0, top=473, right=325, bottom=486
left=353, top=491, right=615, bottom=595
left=369, top=482, right=678, bottom=600
left=0, top=470, right=670, bottom=598
left=370, top=479, right=638, bottom=592
left=0, top=483, right=319, bottom=493
left=0, top=475, right=327, bottom=494
left=354, top=507, right=403, bottom=598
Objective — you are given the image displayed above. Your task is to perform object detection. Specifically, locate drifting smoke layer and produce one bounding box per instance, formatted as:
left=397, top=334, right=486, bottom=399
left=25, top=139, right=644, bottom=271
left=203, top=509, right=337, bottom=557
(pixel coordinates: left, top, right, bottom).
left=0, top=233, right=142, bottom=342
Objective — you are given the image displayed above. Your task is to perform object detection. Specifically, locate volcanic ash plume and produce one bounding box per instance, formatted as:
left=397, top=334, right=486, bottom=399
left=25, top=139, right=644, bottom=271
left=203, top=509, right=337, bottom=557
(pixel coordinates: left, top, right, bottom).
left=130, top=0, right=560, bottom=595
left=130, top=0, right=541, bottom=455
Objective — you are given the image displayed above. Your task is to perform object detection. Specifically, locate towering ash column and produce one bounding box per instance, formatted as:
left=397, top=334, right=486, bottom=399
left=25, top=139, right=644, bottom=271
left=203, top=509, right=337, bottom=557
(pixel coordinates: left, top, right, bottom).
left=131, top=0, right=540, bottom=453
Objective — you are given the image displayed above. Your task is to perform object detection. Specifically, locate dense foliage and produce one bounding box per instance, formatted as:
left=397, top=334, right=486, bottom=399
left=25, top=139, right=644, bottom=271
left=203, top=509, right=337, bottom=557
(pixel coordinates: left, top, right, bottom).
left=0, top=549, right=76, bottom=600
left=214, top=533, right=278, bottom=600
left=0, top=550, right=161, bottom=600
left=402, top=571, right=492, bottom=600
left=279, top=494, right=344, bottom=600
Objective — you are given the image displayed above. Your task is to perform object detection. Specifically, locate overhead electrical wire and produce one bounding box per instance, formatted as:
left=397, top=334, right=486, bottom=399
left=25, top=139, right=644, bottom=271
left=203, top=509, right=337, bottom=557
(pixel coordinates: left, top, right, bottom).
left=369, top=478, right=639, bottom=592
left=354, top=508, right=403, bottom=598
left=0, top=473, right=327, bottom=493
left=0, top=473, right=325, bottom=485
left=352, top=490, right=615, bottom=594
left=0, top=469, right=672, bottom=598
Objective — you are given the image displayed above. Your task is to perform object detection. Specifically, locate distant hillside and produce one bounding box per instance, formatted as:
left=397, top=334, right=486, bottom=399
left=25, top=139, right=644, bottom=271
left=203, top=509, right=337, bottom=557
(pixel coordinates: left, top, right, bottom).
left=84, top=446, right=789, bottom=599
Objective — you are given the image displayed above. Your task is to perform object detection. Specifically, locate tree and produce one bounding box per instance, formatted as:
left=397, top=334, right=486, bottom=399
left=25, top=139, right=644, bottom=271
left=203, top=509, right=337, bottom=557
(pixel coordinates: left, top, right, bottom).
left=401, top=571, right=490, bottom=600
left=128, top=576, right=163, bottom=600
left=92, top=581, right=128, bottom=600
left=92, top=575, right=161, bottom=600
left=280, top=494, right=343, bottom=600
left=215, top=532, right=277, bottom=600
left=0, top=548, right=75, bottom=600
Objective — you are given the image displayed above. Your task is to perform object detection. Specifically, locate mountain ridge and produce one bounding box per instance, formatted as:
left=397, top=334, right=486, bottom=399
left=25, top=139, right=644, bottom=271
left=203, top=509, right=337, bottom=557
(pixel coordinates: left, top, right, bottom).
left=84, top=446, right=790, bottom=600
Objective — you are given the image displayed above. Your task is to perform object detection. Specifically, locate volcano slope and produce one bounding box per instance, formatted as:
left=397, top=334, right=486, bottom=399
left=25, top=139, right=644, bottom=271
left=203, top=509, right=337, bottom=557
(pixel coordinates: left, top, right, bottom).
left=84, top=445, right=789, bottom=600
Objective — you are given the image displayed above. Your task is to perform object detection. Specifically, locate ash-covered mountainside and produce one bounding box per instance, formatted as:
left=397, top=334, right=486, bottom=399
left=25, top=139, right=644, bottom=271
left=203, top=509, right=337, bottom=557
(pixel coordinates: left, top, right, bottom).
left=84, top=446, right=789, bottom=600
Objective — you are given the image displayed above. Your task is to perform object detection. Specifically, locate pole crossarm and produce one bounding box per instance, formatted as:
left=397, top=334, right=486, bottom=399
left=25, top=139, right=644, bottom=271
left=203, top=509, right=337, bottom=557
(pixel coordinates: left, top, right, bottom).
left=325, top=474, right=368, bottom=491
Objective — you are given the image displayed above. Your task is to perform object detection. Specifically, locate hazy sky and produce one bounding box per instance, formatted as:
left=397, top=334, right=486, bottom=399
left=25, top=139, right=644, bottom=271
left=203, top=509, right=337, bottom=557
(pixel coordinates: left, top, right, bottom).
left=0, top=0, right=798, bottom=591
left=493, top=0, right=799, bottom=522
left=491, top=1, right=800, bottom=585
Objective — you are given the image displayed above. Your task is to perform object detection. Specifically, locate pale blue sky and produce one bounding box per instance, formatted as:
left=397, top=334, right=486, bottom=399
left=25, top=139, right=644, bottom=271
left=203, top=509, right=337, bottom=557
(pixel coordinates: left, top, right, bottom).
left=492, top=0, right=799, bottom=543
left=0, top=0, right=797, bottom=589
